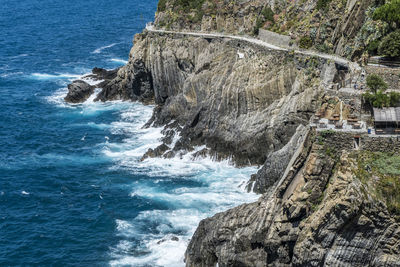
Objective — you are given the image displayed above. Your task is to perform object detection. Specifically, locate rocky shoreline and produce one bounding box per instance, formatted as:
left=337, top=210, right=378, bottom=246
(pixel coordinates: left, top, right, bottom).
left=65, top=0, right=400, bottom=264
left=66, top=30, right=337, bottom=167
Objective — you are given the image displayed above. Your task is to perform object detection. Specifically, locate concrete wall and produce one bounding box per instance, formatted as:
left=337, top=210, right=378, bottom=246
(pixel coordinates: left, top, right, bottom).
left=258, top=29, right=294, bottom=48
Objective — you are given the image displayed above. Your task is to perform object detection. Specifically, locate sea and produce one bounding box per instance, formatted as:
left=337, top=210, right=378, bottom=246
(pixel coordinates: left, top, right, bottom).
left=0, top=0, right=258, bottom=266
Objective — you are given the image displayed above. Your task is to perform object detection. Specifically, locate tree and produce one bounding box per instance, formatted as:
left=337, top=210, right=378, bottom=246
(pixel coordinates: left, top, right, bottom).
left=373, top=0, right=400, bottom=28
left=389, top=91, right=400, bottom=106
left=366, top=74, right=388, bottom=93
left=378, top=30, right=400, bottom=58
left=363, top=90, right=400, bottom=108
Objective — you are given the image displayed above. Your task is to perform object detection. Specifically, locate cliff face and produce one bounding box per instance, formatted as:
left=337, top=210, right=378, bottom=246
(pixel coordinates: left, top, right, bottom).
left=154, top=0, right=381, bottom=60
left=154, top=0, right=265, bottom=35
left=267, top=0, right=376, bottom=59
left=185, top=131, right=400, bottom=266
left=97, top=31, right=332, bottom=165
left=65, top=1, right=400, bottom=265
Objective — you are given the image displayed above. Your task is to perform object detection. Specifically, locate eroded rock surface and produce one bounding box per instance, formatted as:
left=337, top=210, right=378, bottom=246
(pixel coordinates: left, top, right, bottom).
left=97, top=31, right=331, bottom=165
left=185, top=131, right=400, bottom=266
left=247, top=124, right=309, bottom=194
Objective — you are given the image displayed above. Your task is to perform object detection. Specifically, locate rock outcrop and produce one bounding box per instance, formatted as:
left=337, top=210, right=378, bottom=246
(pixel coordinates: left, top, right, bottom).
left=65, top=67, right=119, bottom=103
left=246, top=124, right=309, bottom=194
left=65, top=80, right=94, bottom=103
left=185, top=130, right=400, bottom=266
left=154, top=0, right=380, bottom=60
left=155, top=0, right=266, bottom=35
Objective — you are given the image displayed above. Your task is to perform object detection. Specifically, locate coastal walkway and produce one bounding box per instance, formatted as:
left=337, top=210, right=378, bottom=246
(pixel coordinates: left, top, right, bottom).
left=145, top=24, right=373, bottom=136
left=145, top=24, right=361, bottom=73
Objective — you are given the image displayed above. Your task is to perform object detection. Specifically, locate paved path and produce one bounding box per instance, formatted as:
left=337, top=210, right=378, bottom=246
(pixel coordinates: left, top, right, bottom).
left=145, top=24, right=361, bottom=72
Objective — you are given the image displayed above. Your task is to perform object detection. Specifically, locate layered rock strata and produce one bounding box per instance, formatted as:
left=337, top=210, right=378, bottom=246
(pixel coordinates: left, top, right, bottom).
left=94, top=31, right=336, bottom=166
left=185, top=131, right=400, bottom=266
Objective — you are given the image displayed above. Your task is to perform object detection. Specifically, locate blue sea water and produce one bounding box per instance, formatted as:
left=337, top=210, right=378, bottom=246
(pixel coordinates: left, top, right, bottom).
left=0, top=0, right=258, bottom=266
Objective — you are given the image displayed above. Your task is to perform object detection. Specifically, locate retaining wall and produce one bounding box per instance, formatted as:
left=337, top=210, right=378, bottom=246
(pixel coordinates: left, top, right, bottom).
left=258, top=29, right=294, bottom=48
left=317, top=130, right=400, bottom=154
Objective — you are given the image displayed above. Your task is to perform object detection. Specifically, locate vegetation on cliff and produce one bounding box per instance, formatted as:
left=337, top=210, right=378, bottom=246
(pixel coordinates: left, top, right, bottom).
left=354, top=151, right=400, bottom=218
left=362, top=74, right=400, bottom=108
left=372, top=0, right=400, bottom=29
left=378, top=30, right=400, bottom=58
left=253, top=6, right=274, bottom=35
left=362, top=0, right=400, bottom=59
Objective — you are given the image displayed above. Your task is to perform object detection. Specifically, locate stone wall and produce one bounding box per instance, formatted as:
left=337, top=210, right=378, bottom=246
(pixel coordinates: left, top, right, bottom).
left=317, top=130, right=400, bottom=154
left=258, top=29, right=294, bottom=48
left=317, top=131, right=355, bottom=151
left=361, top=135, right=400, bottom=153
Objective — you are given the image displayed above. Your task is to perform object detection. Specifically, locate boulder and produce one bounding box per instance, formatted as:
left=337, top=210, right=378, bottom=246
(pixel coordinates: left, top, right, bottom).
left=64, top=80, right=94, bottom=103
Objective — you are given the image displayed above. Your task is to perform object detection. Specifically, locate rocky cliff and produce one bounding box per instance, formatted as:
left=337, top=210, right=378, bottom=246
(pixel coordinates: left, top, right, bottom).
left=185, top=131, right=400, bottom=266
left=154, top=0, right=387, bottom=60
left=64, top=0, right=400, bottom=265
left=95, top=31, right=335, bottom=166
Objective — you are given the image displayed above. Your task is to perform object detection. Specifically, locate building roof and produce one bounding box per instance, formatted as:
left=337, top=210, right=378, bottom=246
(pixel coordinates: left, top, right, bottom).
left=373, top=107, right=400, bottom=122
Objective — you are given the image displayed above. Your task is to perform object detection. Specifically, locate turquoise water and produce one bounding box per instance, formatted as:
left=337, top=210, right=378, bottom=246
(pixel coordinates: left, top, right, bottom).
left=0, top=0, right=257, bottom=266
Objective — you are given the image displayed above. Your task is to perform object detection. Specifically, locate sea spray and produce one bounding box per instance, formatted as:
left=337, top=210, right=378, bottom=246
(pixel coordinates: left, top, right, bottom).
left=104, top=102, right=258, bottom=266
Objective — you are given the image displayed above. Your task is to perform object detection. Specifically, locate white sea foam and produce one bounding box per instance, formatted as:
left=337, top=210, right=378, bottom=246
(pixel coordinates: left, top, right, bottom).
left=91, top=43, right=118, bottom=54
left=30, top=73, right=81, bottom=80
left=110, top=58, right=128, bottom=65
left=45, top=72, right=257, bottom=266
left=105, top=103, right=258, bottom=267
left=10, top=54, right=28, bottom=59
left=0, top=71, right=24, bottom=78
left=21, top=191, right=30, bottom=195
left=45, top=87, right=70, bottom=107
left=44, top=71, right=108, bottom=108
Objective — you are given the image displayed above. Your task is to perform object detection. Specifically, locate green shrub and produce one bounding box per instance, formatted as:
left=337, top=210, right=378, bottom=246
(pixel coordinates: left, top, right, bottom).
left=373, top=0, right=400, bottom=28
left=173, top=0, right=205, bottom=12
left=316, top=0, right=333, bottom=11
left=367, top=39, right=381, bottom=55
left=299, top=36, right=313, bottom=49
left=316, top=43, right=331, bottom=53
left=253, top=6, right=275, bottom=35
left=157, top=0, right=167, bottom=12
left=389, top=91, right=400, bottom=106
left=355, top=151, right=400, bottom=217
left=261, top=7, right=274, bottom=23
left=366, top=74, right=388, bottom=93
left=320, top=129, right=335, bottom=138
left=378, top=30, right=400, bottom=58
left=374, top=153, right=400, bottom=175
